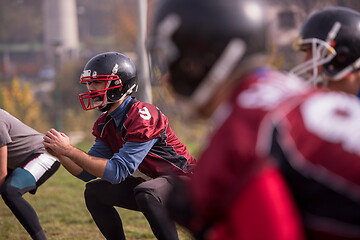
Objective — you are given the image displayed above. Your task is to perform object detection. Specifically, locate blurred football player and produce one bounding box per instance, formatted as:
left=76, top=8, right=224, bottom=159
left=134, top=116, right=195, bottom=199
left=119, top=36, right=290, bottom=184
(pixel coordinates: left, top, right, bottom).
left=43, top=52, right=196, bottom=240
left=148, top=0, right=306, bottom=239
left=291, top=7, right=360, bottom=96
left=149, top=0, right=360, bottom=239
left=281, top=6, right=360, bottom=239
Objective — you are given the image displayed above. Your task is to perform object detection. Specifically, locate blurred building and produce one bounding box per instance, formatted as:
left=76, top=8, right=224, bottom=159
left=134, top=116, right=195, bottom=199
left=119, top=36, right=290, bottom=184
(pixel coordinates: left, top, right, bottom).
left=0, top=0, right=80, bottom=81
left=43, top=0, right=80, bottom=67
left=1, top=0, right=360, bottom=78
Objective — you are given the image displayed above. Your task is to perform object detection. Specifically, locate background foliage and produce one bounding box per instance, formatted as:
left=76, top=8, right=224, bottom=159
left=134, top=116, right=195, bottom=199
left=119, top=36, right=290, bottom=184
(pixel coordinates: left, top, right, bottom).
left=2, top=0, right=360, bottom=239
left=0, top=76, right=48, bottom=132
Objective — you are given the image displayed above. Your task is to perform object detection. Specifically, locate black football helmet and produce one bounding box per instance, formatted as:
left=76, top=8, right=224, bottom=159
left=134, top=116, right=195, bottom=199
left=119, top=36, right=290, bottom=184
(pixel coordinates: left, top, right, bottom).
left=291, top=7, right=360, bottom=85
left=148, top=0, right=268, bottom=109
left=79, top=52, right=138, bottom=111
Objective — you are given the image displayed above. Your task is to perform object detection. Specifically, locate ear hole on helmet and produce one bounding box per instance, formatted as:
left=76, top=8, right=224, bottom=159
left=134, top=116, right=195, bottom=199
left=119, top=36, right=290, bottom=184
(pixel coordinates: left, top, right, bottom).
left=324, top=46, right=351, bottom=76
left=335, top=46, right=349, bottom=63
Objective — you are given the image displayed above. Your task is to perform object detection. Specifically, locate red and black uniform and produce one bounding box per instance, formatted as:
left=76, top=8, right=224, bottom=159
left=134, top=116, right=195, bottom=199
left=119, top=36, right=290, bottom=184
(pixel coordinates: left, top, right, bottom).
left=179, top=68, right=360, bottom=240
left=270, top=90, right=360, bottom=239
left=184, top=68, right=307, bottom=240
left=85, top=97, right=196, bottom=240
left=92, top=98, right=196, bottom=179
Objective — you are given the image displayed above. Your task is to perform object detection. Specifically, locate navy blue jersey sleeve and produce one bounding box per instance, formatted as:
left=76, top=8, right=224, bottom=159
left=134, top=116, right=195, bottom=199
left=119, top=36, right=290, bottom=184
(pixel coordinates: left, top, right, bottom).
left=102, top=138, right=158, bottom=183
left=75, top=139, right=113, bottom=182
left=76, top=170, right=97, bottom=182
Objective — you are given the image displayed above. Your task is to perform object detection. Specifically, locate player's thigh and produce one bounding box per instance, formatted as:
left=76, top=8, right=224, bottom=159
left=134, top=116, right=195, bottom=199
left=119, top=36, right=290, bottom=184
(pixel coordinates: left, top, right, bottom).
left=134, top=176, right=179, bottom=203
left=85, top=176, right=143, bottom=210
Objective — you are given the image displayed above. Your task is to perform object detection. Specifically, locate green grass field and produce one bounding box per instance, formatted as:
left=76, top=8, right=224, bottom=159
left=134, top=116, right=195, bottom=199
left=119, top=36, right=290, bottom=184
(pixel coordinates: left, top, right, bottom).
left=0, top=166, right=193, bottom=240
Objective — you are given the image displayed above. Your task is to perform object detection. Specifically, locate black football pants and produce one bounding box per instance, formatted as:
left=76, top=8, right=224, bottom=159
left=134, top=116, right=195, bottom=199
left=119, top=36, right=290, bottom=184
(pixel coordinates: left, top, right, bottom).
left=84, top=176, right=179, bottom=240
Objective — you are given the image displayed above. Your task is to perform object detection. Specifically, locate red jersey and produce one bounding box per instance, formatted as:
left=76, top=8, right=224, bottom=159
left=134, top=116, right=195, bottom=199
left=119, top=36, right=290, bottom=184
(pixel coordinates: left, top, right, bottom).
left=190, top=67, right=360, bottom=239
left=92, top=98, right=196, bottom=179
left=269, top=90, right=360, bottom=239
left=190, top=68, right=308, bottom=240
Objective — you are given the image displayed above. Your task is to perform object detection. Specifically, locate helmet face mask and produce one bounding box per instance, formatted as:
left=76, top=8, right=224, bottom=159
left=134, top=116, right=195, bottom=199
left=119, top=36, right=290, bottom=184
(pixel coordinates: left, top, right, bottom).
left=291, top=34, right=337, bottom=85
left=78, top=52, right=137, bottom=111
left=79, top=75, right=123, bottom=111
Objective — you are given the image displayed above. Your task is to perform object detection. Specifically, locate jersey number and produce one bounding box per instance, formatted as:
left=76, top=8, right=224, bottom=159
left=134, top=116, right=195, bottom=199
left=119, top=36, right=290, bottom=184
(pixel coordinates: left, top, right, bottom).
left=139, top=107, right=152, bottom=120
left=302, top=93, right=360, bottom=155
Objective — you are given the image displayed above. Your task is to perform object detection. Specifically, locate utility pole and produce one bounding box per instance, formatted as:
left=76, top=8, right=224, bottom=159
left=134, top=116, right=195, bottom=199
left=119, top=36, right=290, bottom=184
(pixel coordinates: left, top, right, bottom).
left=136, top=0, right=152, bottom=104
left=43, top=0, right=79, bottom=131
left=43, top=0, right=79, bottom=64
left=54, top=41, right=63, bottom=131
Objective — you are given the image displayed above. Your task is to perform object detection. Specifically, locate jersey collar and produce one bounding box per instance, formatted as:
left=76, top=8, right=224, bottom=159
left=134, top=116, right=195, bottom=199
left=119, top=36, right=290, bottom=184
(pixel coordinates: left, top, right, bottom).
left=109, top=96, right=133, bottom=128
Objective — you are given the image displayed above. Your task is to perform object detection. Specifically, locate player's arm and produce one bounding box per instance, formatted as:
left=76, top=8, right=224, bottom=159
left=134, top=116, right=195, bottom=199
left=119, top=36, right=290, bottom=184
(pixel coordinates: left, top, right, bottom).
left=0, top=145, right=7, bottom=190
left=62, top=146, right=107, bottom=178
left=102, top=139, right=158, bottom=183
left=58, top=155, right=83, bottom=176
left=43, top=128, right=107, bottom=178
left=75, top=139, right=114, bottom=182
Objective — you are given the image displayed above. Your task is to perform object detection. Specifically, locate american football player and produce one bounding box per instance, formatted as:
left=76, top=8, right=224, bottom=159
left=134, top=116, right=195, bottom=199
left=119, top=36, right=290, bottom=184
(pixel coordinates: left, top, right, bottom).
left=278, top=6, right=360, bottom=239
left=43, top=52, right=196, bottom=240
left=149, top=0, right=360, bottom=239
left=148, top=0, right=306, bottom=239
left=291, top=7, right=360, bottom=96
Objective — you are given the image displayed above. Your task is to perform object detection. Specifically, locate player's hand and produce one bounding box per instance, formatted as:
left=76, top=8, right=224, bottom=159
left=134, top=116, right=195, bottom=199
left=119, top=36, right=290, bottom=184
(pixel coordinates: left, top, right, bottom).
left=43, top=128, right=72, bottom=156
left=45, top=146, right=60, bottom=157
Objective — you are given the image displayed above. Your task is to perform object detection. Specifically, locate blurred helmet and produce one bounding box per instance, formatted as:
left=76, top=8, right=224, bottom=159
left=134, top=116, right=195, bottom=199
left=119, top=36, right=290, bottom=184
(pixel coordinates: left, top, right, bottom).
left=148, top=0, right=268, bottom=111
left=79, top=52, right=138, bottom=111
left=291, top=7, right=360, bottom=85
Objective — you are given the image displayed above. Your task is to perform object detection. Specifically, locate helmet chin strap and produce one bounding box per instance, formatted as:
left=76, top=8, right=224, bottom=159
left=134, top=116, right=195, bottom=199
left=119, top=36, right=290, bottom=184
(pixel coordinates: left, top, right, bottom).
left=99, top=102, right=113, bottom=112
left=332, top=57, right=360, bottom=81
left=117, top=84, right=138, bottom=103
left=320, top=57, right=360, bottom=94
left=99, top=83, right=138, bottom=112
